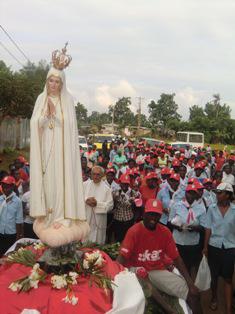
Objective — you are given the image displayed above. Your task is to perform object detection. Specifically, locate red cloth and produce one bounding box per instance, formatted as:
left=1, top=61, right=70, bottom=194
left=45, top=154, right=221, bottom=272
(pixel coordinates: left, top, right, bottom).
left=0, top=250, right=124, bottom=314
left=120, top=222, right=179, bottom=271
left=139, top=185, right=158, bottom=206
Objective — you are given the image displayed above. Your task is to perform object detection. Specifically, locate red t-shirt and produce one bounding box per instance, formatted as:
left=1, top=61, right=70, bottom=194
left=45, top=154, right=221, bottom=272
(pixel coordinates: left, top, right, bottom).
left=215, top=156, right=225, bottom=171
left=139, top=185, right=158, bottom=205
left=120, top=222, right=179, bottom=271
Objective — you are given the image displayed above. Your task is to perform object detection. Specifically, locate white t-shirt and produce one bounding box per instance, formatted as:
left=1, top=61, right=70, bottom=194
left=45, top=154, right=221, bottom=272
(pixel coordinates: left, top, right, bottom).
left=222, top=172, right=235, bottom=186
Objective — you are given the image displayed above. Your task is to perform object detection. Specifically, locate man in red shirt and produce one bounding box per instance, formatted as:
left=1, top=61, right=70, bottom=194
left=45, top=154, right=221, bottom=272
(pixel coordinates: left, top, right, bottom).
left=215, top=150, right=225, bottom=171
left=139, top=172, right=159, bottom=206
left=117, top=199, right=202, bottom=314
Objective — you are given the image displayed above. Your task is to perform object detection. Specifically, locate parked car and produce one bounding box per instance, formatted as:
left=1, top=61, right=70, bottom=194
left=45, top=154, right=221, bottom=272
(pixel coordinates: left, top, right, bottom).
left=78, top=135, right=88, bottom=151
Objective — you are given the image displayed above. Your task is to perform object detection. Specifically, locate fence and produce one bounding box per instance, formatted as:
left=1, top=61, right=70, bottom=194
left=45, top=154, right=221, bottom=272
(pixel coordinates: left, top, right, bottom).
left=0, top=117, right=30, bottom=152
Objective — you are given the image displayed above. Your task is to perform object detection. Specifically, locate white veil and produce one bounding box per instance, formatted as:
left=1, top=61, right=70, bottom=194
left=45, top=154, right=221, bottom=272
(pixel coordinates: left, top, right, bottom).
left=30, top=67, right=86, bottom=221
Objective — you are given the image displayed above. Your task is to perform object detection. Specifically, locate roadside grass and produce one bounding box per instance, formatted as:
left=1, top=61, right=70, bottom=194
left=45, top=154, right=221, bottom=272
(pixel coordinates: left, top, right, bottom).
left=207, top=144, right=235, bottom=152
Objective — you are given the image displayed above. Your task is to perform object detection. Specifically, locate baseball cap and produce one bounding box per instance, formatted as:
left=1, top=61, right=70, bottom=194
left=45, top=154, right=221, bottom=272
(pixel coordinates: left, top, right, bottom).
left=216, top=182, right=233, bottom=193
left=145, top=172, right=158, bottom=180
left=119, top=174, right=131, bottom=184
left=169, top=173, right=180, bottom=181
left=161, top=167, right=171, bottom=175
left=172, top=159, right=180, bottom=167
left=203, top=178, right=213, bottom=185
left=106, top=168, right=116, bottom=174
left=1, top=176, right=16, bottom=185
left=194, top=162, right=204, bottom=170
left=17, top=156, right=26, bottom=164
left=145, top=199, right=163, bottom=214
left=186, top=184, right=199, bottom=193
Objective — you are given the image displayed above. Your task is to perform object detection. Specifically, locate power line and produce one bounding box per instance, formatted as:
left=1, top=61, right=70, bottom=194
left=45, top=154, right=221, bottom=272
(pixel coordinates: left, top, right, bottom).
left=0, top=24, right=31, bottom=63
left=0, top=41, right=25, bottom=67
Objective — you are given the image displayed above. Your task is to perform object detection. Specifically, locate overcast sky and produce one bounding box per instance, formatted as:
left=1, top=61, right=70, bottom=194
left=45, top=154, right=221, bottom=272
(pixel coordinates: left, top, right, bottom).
left=1, top=0, right=235, bottom=119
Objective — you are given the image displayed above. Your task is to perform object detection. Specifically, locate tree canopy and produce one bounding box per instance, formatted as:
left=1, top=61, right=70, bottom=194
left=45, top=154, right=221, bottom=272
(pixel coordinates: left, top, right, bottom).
left=1, top=59, right=235, bottom=143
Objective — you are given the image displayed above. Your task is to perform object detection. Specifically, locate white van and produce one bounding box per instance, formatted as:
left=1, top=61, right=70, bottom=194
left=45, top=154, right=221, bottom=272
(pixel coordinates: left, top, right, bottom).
left=78, top=135, right=88, bottom=151
left=172, top=132, right=204, bottom=148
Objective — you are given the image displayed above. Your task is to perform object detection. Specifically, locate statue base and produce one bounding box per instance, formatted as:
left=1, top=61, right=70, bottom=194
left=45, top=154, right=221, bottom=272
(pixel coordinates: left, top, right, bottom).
left=38, top=242, right=83, bottom=274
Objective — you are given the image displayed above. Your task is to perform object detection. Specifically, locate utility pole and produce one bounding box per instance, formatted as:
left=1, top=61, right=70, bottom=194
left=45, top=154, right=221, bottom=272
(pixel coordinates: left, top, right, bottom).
left=112, top=105, right=115, bottom=133
left=137, top=97, right=144, bottom=134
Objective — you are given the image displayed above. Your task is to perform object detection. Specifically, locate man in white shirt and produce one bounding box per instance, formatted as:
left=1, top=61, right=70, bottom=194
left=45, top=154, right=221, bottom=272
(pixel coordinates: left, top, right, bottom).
left=222, top=164, right=235, bottom=187
left=83, top=166, right=113, bottom=244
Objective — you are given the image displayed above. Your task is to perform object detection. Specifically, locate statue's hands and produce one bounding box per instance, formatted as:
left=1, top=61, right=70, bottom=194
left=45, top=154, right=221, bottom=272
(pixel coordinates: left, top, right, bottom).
left=47, top=98, right=55, bottom=117
left=86, top=197, right=97, bottom=207
left=53, top=222, right=62, bottom=229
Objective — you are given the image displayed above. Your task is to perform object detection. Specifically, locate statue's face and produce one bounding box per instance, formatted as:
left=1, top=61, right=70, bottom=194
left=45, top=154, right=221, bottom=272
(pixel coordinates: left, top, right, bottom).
left=47, top=75, right=62, bottom=95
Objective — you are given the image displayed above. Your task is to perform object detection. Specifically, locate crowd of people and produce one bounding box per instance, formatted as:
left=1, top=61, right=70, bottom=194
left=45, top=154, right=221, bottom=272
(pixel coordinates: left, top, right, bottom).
left=0, top=138, right=235, bottom=313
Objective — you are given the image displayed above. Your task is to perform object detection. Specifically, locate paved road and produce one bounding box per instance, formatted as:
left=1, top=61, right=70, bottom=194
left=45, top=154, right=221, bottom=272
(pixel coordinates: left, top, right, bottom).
left=201, top=277, right=235, bottom=314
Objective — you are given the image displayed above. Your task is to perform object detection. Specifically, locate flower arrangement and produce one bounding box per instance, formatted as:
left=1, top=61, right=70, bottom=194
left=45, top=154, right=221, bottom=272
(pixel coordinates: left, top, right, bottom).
left=6, top=245, right=113, bottom=306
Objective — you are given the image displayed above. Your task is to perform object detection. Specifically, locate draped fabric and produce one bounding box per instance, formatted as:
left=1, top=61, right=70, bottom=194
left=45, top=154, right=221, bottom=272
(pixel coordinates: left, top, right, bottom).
left=30, top=67, right=90, bottom=246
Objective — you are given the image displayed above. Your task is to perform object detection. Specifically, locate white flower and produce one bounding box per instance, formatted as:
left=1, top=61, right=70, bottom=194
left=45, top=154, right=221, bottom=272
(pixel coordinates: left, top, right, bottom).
left=30, top=280, right=39, bottom=289
left=33, top=242, right=45, bottom=250
left=51, top=275, right=67, bottom=289
left=84, top=250, right=104, bottom=268
left=32, top=263, right=40, bottom=271
left=62, top=294, right=78, bottom=305
left=9, top=282, right=22, bottom=292
left=29, top=265, right=41, bottom=281
left=83, top=259, right=89, bottom=270
left=69, top=272, right=78, bottom=285
left=71, top=295, right=78, bottom=305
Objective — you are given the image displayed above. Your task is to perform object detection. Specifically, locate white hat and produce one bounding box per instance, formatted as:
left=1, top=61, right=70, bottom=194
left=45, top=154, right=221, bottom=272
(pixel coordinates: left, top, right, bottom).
left=216, top=182, right=233, bottom=193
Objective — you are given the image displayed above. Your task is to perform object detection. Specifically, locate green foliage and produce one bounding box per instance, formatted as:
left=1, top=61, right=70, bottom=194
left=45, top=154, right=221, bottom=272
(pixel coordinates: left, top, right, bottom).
left=109, top=97, right=135, bottom=128
left=0, top=60, right=49, bottom=119
left=148, top=93, right=181, bottom=129
left=75, top=102, right=88, bottom=127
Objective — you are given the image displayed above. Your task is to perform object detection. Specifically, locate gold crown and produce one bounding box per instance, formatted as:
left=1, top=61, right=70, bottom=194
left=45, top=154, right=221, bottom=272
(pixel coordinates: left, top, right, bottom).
left=51, top=42, right=72, bottom=70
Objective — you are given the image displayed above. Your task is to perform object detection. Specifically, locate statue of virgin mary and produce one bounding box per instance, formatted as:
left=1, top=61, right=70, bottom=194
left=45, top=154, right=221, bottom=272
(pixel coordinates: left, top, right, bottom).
left=30, top=44, right=90, bottom=247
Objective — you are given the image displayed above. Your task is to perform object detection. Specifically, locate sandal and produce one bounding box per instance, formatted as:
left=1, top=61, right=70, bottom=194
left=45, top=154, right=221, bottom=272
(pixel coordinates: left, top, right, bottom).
left=209, top=300, right=218, bottom=311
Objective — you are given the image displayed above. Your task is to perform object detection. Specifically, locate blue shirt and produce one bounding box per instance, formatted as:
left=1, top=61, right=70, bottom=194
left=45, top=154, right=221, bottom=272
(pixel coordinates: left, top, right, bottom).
left=157, top=184, right=184, bottom=225
left=170, top=200, right=207, bottom=245
left=205, top=203, right=235, bottom=249
left=0, top=193, right=23, bottom=234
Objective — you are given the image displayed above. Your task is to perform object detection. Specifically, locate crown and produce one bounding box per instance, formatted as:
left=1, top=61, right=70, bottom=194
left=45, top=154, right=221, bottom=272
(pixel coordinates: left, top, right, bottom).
left=51, top=42, right=72, bottom=70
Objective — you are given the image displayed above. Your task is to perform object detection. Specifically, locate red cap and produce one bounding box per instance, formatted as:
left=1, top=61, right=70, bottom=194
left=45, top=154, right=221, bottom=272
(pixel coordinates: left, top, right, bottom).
left=188, top=177, right=196, bottom=184
left=161, top=167, right=171, bottom=175
left=194, top=180, right=204, bottom=190
left=186, top=184, right=199, bottom=192
left=172, top=159, right=180, bottom=167
left=17, top=156, right=26, bottom=164
left=106, top=168, right=116, bottom=174
left=194, top=162, right=204, bottom=170
left=1, top=176, right=16, bottom=185
left=203, top=178, right=213, bottom=185
left=119, top=174, right=131, bottom=184
left=145, top=172, right=158, bottom=180
left=145, top=156, right=151, bottom=162
left=145, top=199, right=163, bottom=214
left=229, top=155, right=235, bottom=161
left=169, top=173, right=180, bottom=181
left=133, top=168, right=139, bottom=175
left=180, top=148, right=185, bottom=153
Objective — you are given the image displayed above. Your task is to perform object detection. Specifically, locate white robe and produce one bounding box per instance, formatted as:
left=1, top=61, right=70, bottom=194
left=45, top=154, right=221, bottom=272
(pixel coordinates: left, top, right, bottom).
left=83, top=180, right=113, bottom=244
left=30, top=67, right=90, bottom=247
